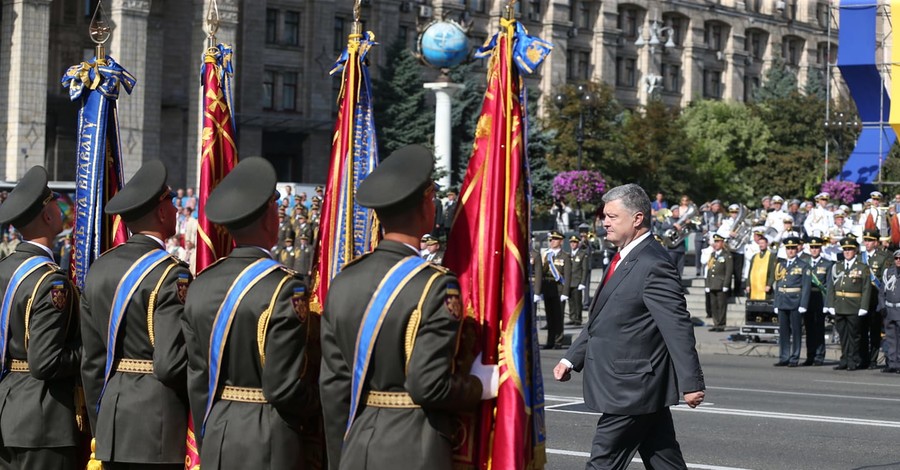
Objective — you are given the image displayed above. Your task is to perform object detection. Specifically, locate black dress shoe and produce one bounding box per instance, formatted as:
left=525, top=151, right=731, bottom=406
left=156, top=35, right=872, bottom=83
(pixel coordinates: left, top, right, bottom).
left=541, top=344, right=555, bottom=350
left=834, top=364, right=848, bottom=370
left=813, top=361, right=824, bottom=366
left=882, top=367, right=897, bottom=373
left=788, top=363, right=799, bottom=368
left=868, top=364, right=879, bottom=370
left=801, top=360, right=814, bottom=366
left=774, top=361, right=789, bottom=367
left=848, top=365, right=858, bottom=371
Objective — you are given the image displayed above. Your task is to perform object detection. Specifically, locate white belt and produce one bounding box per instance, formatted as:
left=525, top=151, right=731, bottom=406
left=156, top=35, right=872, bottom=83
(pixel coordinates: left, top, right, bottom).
left=886, top=302, right=900, bottom=308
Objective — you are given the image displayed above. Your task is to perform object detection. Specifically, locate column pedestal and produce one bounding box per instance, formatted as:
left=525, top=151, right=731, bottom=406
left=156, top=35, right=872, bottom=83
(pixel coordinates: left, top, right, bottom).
left=424, top=81, right=464, bottom=190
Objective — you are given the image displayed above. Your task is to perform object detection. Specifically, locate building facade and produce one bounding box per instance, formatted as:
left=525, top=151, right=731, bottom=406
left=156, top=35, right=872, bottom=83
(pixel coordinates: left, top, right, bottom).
left=0, top=0, right=839, bottom=187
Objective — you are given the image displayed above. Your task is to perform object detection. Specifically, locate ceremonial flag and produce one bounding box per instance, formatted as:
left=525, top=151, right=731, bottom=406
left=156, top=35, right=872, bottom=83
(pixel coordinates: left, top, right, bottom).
left=61, top=56, right=132, bottom=289
left=310, top=28, right=380, bottom=312
left=443, top=17, right=551, bottom=470
left=196, top=43, right=238, bottom=272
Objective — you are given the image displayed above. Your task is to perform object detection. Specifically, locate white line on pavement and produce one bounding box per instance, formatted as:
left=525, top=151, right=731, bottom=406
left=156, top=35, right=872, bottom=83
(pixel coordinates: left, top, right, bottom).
left=707, top=385, right=900, bottom=402
left=546, top=449, right=753, bottom=470
left=814, top=379, right=900, bottom=388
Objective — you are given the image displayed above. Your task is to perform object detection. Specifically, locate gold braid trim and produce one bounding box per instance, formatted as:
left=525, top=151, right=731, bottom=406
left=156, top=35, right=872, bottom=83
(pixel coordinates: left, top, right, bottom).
left=405, top=272, right=442, bottom=375
left=257, top=275, right=292, bottom=368
left=147, top=262, right=178, bottom=348
left=24, top=268, right=58, bottom=351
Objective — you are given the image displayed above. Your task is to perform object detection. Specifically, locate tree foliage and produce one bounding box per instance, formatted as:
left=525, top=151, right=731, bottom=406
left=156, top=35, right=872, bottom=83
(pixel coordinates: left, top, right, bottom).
left=372, top=38, right=434, bottom=158
left=753, top=57, right=798, bottom=102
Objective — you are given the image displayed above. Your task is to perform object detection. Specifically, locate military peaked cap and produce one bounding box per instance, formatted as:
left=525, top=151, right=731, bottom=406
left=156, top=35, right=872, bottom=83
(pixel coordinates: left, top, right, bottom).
left=807, top=237, right=825, bottom=247
left=0, top=166, right=57, bottom=226
left=863, top=229, right=880, bottom=241
left=548, top=231, right=564, bottom=240
left=106, top=160, right=170, bottom=221
left=357, top=144, right=433, bottom=210
left=840, top=237, right=859, bottom=249
left=782, top=237, right=801, bottom=248
left=206, top=157, right=277, bottom=229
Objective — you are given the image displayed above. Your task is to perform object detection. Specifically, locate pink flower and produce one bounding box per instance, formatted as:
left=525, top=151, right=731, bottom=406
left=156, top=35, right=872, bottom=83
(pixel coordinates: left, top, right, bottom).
left=821, top=180, right=860, bottom=205
left=552, top=171, right=606, bottom=204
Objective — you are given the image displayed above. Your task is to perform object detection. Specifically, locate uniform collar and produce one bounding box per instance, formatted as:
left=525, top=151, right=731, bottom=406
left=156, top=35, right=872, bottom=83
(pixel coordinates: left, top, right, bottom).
left=21, top=240, right=53, bottom=259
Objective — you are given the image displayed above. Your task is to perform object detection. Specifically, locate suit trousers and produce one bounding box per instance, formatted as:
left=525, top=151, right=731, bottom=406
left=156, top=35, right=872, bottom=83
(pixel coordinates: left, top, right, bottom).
left=730, top=253, right=744, bottom=295
left=778, top=309, right=802, bottom=364
left=586, top=408, right=687, bottom=470
left=694, top=236, right=706, bottom=275
left=568, top=287, right=584, bottom=324
left=860, top=301, right=883, bottom=367
left=542, top=279, right=564, bottom=348
left=0, top=446, right=76, bottom=470
left=708, top=290, right=728, bottom=328
left=884, top=308, right=900, bottom=368
left=834, top=314, right=862, bottom=368
left=804, top=291, right=826, bottom=363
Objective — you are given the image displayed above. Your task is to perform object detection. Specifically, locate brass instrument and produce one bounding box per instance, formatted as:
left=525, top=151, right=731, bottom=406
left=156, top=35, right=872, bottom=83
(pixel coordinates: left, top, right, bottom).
left=661, top=204, right=698, bottom=249
left=726, top=204, right=753, bottom=251
left=655, top=208, right=673, bottom=223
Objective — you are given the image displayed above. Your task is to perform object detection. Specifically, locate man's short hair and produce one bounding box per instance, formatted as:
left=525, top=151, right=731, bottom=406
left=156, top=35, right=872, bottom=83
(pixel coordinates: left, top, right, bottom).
left=603, top=184, right=651, bottom=229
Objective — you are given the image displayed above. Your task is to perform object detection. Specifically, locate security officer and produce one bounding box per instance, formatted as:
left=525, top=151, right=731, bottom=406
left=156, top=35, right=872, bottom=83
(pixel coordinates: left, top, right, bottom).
left=826, top=237, right=872, bottom=371
left=320, top=145, right=496, bottom=469
left=182, top=157, right=318, bottom=469
left=293, top=234, right=314, bottom=282
left=567, top=235, right=589, bottom=325
left=543, top=231, right=571, bottom=349
left=423, top=238, right=444, bottom=264
left=80, top=161, right=191, bottom=469
left=0, top=166, right=81, bottom=469
left=879, top=250, right=900, bottom=373
left=773, top=237, right=811, bottom=367
left=705, top=234, right=732, bottom=332
left=803, top=237, right=833, bottom=366
left=860, top=229, right=890, bottom=368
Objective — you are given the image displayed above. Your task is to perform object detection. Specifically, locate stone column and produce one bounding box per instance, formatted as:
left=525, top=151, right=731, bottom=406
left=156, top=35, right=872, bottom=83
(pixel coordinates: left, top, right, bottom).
left=0, top=0, right=53, bottom=181
left=424, top=81, right=464, bottom=190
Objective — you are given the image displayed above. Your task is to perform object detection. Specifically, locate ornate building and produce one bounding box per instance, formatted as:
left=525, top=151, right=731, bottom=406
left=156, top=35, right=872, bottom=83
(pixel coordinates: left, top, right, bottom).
left=0, top=0, right=838, bottom=186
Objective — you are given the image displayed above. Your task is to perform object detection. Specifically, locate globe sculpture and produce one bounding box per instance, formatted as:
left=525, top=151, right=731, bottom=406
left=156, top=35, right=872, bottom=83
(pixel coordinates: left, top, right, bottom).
left=419, top=21, right=470, bottom=69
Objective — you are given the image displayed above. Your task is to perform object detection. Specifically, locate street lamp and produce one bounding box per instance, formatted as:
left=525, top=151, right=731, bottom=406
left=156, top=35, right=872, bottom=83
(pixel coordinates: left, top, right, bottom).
left=824, top=112, right=859, bottom=181
left=634, top=13, right=676, bottom=95
left=554, top=84, right=594, bottom=171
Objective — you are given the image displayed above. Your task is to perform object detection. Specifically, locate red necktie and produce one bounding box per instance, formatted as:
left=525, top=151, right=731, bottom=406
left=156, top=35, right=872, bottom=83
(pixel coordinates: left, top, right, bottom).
left=604, top=252, right=621, bottom=285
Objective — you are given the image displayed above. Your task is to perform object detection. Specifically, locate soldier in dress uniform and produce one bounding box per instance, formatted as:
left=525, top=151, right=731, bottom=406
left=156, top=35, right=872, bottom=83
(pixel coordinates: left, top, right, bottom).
left=0, top=166, right=81, bottom=469
left=531, top=240, right=543, bottom=313
left=182, top=157, right=318, bottom=469
left=293, top=234, right=314, bottom=282
left=705, top=233, right=733, bottom=332
left=278, top=237, right=298, bottom=267
left=860, top=229, right=890, bottom=368
left=80, top=161, right=192, bottom=470
left=320, top=145, right=497, bottom=469
left=803, top=237, right=833, bottom=366
left=772, top=237, right=811, bottom=367
left=804, top=192, right=834, bottom=238
left=543, top=231, right=571, bottom=349
left=277, top=211, right=293, bottom=251
left=826, top=237, right=872, bottom=371
left=879, top=250, right=900, bottom=373
left=567, top=236, right=589, bottom=326
left=423, top=238, right=444, bottom=264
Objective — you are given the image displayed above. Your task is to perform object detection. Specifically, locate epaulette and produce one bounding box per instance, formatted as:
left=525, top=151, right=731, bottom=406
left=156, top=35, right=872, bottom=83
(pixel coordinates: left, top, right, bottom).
left=168, top=255, right=189, bottom=268
left=425, top=261, right=450, bottom=274
left=98, top=243, right=127, bottom=257
left=278, top=265, right=300, bottom=277
left=341, top=251, right=373, bottom=270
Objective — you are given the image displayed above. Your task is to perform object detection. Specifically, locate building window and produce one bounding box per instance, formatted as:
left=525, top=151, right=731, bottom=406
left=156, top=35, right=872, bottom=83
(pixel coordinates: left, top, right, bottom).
left=577, top=1, right=590, bottom=29
left=704, top=22, right=726, bottom=51
left=334, top=17, right=347, bottom=52
left=530, top=0, right=541, bottom=15
left=266, top=9, right=278, bottom=44
left=783, top=37, right=803, bottom=66
left=284, top=11, right=300, bottom=46
left=84, top=0, right=99, bottom=17
left=473, top=0, right=487, bottom=13
left=744, top=75, right=760, bottom=102
left=816, top=2, right=830, bottom=28
left=816, top=42, right=836, bottom=65
left=263, top=71, right=275, bottom=110
left=703, top=70, right=722, bottom=98
left=618, top=7, right=639, bottom=40
left=566, top=50, right=576, bottom=80
left=282, top=72, right=298, bottom=111
left=745, top=30, right=766, bottom=60
left=577, top=51, right=591, bottom=80
left=662, top=14, right=685, bottom=47
left=661, top=63, right=681, bottom=93
left=616, top=57, right=636, bottom=87
left=746, top=0, right=761, bottom=13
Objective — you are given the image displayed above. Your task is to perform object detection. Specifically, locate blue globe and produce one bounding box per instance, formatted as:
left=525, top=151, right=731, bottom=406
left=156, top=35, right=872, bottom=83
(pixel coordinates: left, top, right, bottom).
left=419, top=21, right=470, bottom=69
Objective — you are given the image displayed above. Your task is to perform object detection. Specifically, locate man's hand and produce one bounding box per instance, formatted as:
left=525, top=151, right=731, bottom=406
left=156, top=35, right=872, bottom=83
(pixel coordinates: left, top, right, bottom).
left=533, top=294, right=541, bottom=303
left=722, top=287, right=729, bottom=292
left=553, top=362, right=572, bottom=382
left=560, top=295, right=569, bottom=302
left=799, top=307, right=807, bottom=314
left=774, top=308, right=778, bottom=314
left=765, top=285, right=771, bottom=293
left=704, top=287, right=710, bottom=293
left=683, top=391, right=705, bottom=408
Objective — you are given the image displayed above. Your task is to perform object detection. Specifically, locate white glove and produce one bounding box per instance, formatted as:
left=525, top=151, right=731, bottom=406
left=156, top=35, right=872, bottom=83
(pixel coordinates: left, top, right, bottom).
left=774, top=308, right=779, bottom=314
left=560, top=295, right=569, bottom=302
left=799, top=307, right=807, bottom=314
left=533, top=294, right=541, bottom=303
left=704, top=287, right=710, bottom=293
left=578, top=284, right=585, bottom=291
left=825, top=307, right=835, bottom=315
left=723, top=287, right=729, bottom=292
left=470, top=353, right=499, bottom=400
left=858, top=309, right=868, bottom=317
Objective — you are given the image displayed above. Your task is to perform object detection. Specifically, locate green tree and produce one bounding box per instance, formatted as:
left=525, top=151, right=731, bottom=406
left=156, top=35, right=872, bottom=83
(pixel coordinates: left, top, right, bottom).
left=804, top=68, right=827, bottom=101
left=753, top=57, right=798, bottom=102
left=448, top=61, right=483, bottom=189
left=372, top=38, right=434, bottom=158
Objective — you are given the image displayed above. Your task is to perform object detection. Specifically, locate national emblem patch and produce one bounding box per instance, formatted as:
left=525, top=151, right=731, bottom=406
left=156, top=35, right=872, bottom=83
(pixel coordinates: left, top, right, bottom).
left=50, top=280, right=67, bottom=311
left=292, top=286, right=307, bottom=323
left=445, top=282, right=461, bottom=320
left=176, top=273, right=190, bottom=304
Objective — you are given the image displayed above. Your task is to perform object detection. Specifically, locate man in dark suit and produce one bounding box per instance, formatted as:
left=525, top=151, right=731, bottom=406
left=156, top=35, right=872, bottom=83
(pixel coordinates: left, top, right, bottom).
left=321, top=145, right=496, bottom=469
left=553, top=183, right=705, bottom=470
left=182, top=158, right=319, bottom=469
left=80, top=161, right=192, bottom=469
left=0, top=166, right=81, bottom=469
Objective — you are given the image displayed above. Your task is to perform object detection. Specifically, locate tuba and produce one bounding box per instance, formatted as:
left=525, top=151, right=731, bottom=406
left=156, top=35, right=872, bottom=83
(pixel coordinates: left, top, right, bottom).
left=726, top=204, right=753, bottom=251
left=661, top=204, right=698, bottom=249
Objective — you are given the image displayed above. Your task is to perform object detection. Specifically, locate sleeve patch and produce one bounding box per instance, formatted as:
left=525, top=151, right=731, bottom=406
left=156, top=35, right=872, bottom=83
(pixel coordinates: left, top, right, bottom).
left=292, top=286, right=308, bottom=323
left=445, top=282, right=461, bottom=320
left=176, top=273, right=191, bottom=304
left=50, top=280, right=68, bottom=311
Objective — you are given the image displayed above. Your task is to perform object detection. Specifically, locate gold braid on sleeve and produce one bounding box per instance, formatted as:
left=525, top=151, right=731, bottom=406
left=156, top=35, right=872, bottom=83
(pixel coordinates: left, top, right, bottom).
left=257, top=275, right=292, bottom=368
left=24, top=268, right=57, bottom=351
left=405, top=272, right=442, bottom=375
left=146, top=263, right=178, bottom=348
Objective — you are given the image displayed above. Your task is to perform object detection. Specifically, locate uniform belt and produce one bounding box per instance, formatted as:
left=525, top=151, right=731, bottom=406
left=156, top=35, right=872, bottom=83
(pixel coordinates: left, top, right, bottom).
left=811, top=287, right=821, bottom=292
left=364, top=391, right=420, bottom=409
left=221, top=385, right=267, bottom=404
left=8, top=359, right=29, bottom=373
left=886, top=301, right=900, bottom=308
left=779, top=287, right=802, bottom=293
left=114, top=358, right=154, bottom=374
left=836, top=291, right=862, bottom=298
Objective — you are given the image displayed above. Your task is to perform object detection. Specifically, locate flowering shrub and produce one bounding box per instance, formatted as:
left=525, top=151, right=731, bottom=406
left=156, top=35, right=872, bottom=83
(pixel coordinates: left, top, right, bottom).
left=821, top=179, right=859, bottom=205
left=552, top=170, right=606, bottom=204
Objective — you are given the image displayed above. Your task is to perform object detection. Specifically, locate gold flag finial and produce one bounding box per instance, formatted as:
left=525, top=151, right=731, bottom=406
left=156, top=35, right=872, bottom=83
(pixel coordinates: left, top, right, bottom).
left=89, top=0, right=112, bottom=59
left=206, top=0, right=221, bottom=47
left=504, top=0, right=517, bottom=20
left=352, top=0, right=363, bottom=35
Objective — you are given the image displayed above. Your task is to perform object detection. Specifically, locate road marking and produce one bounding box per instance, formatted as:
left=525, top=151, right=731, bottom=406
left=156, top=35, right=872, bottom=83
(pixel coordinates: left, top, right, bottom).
left=546, top=449, right=753, bottom=470
left=708, top=385, right=900, bottom=402
left=815, top=379, right=900, bottom=388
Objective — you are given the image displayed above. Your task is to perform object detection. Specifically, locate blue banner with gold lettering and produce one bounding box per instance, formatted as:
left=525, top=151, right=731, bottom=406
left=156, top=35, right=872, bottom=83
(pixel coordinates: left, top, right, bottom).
left=61, top=56, right=134, bottom=290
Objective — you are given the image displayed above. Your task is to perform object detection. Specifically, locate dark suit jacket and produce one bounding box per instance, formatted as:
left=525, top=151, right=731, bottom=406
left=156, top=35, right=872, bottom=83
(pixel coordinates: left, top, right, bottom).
left=320, top=240, right=482, bottom=470
left=182, top=246, right=318, bottom=470
left=564, top=235, right=705, bottom=415
left=0, top=242, right=81, bottom=448
left=80, top=234, right=192, bottom=463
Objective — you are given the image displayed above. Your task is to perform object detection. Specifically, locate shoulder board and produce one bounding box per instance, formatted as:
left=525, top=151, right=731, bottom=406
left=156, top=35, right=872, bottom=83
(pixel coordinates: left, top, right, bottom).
left=340, top=251, right=373, bottom=270
left=167, top=254, right=189, bottom=268
left=98, top=243, right=128, bottom=257
left=279, top=264, right=300, bottom=277
left=425, top=261, right=450, bottom=274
